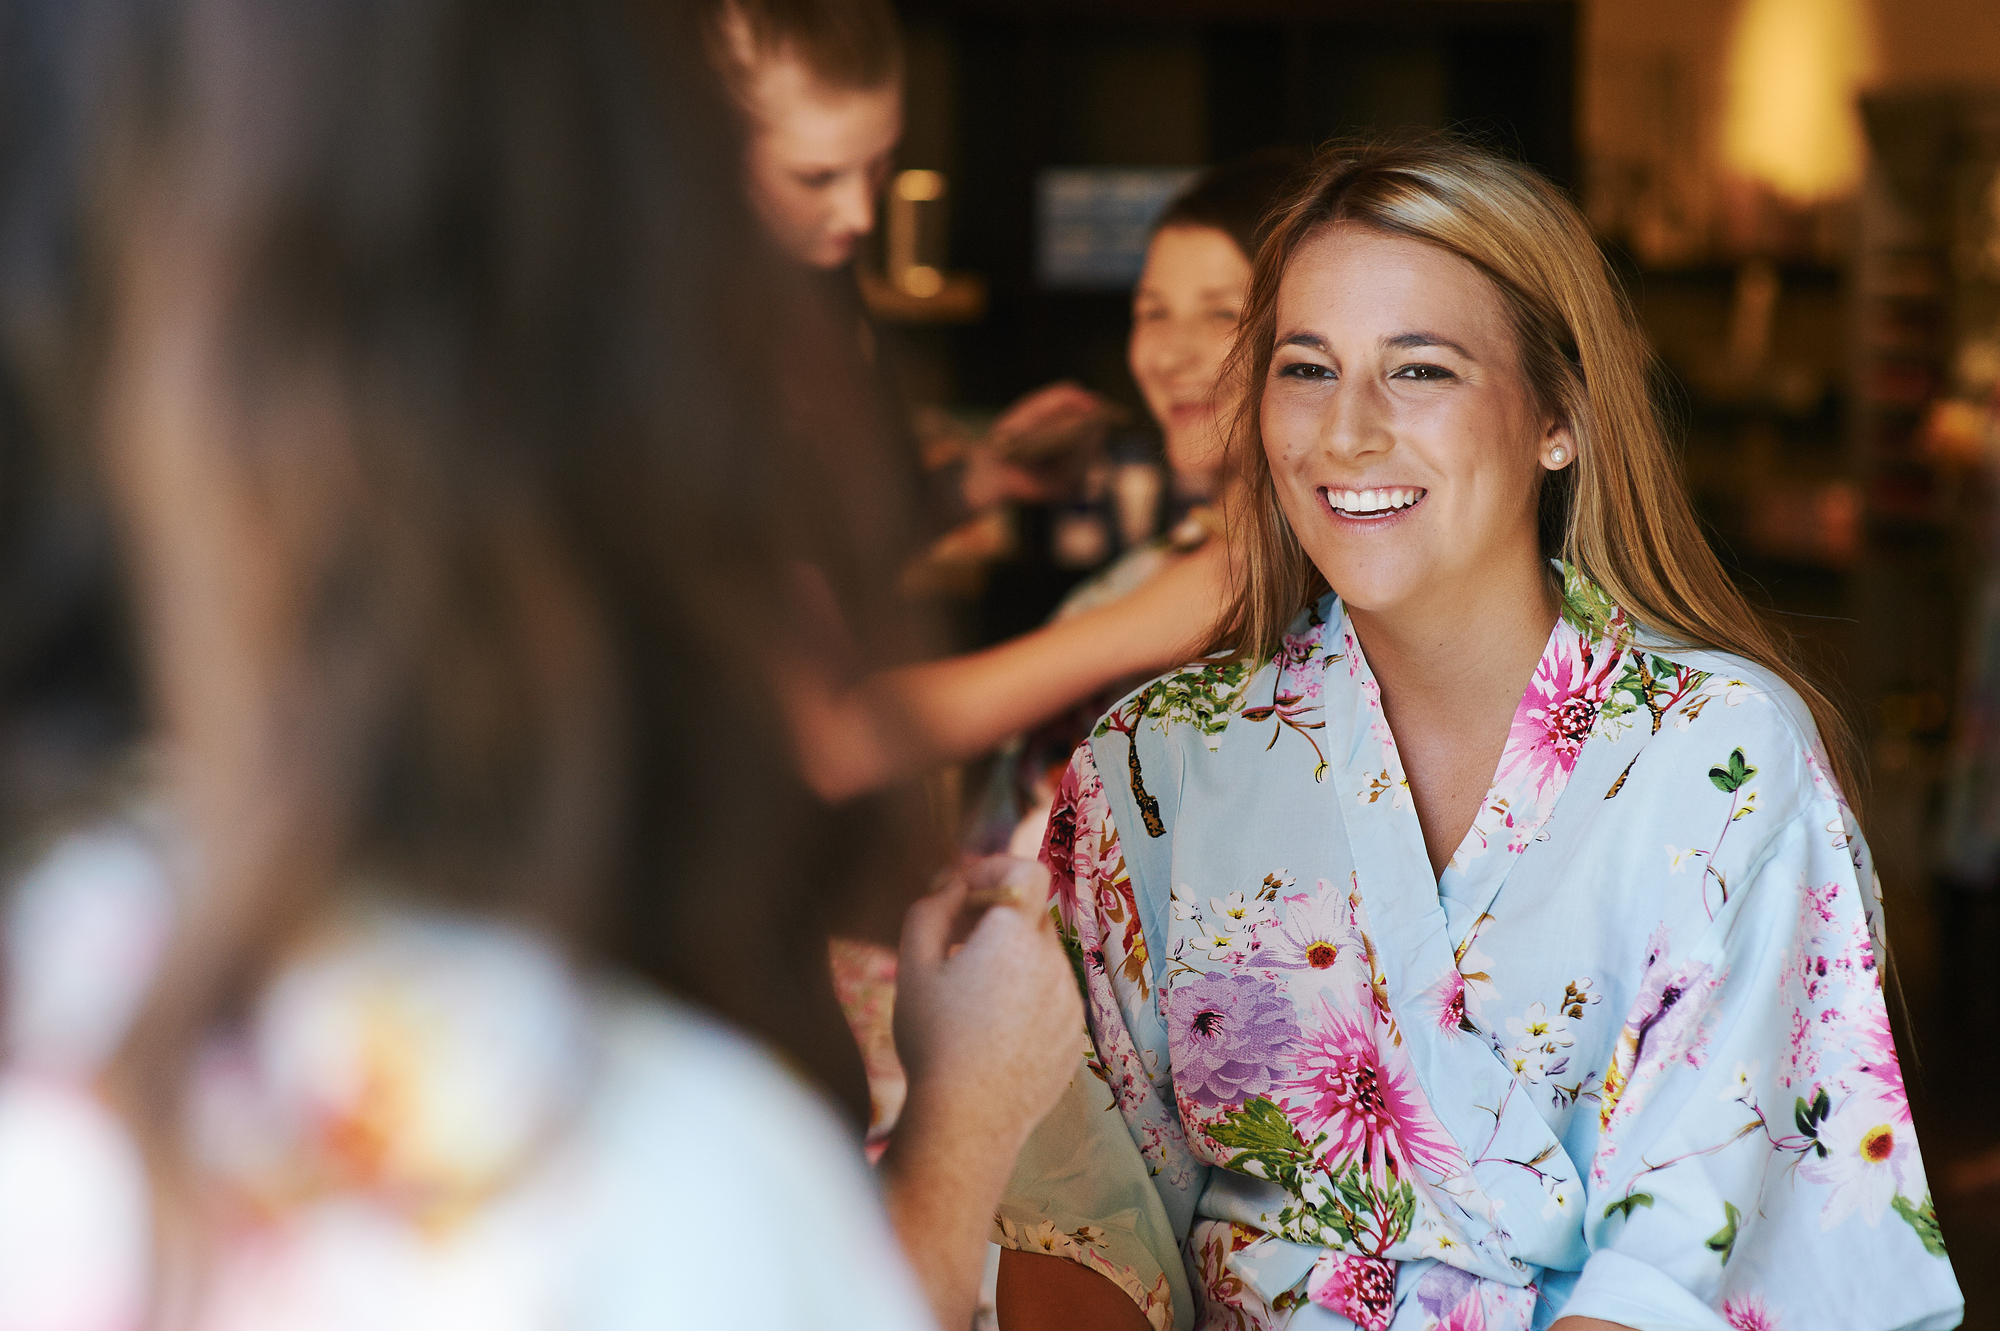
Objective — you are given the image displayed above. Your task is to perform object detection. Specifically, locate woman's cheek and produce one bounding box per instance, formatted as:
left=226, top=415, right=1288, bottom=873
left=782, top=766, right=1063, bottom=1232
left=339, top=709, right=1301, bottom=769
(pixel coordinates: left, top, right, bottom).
left=1260, top=397, right=1312, bottom=473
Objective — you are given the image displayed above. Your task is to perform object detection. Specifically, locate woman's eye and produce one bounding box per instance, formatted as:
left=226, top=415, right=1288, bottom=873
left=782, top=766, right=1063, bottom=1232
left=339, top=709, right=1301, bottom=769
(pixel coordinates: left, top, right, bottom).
left=1392, top=363, right=1455, bottom=381
left=1277, top=362, right=1332, bottom=381
left=1209, top=308, right=1241, bottom=324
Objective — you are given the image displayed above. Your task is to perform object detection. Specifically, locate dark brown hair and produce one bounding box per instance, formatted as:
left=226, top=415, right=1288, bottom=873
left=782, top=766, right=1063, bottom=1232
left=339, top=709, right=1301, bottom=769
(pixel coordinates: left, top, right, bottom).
left=704, top=0, right=904, bottom=98
left=1155, top=148, right=1305, bottom=266
left=81, top=0, right=924, bottom=1197
left=1208, top=135, right=1863, bottom=808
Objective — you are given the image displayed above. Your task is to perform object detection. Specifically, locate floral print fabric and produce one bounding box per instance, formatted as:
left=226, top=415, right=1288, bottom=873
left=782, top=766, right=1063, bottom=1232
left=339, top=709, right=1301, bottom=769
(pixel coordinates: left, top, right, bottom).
left=994, top=569, right=1962, bottom=1331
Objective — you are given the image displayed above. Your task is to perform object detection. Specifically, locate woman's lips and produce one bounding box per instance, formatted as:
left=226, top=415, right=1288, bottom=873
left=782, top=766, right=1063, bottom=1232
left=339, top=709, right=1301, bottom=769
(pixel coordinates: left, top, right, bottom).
left=1319, top=485, right=1427, bottom=522
left=1167, top=402, right=1212, bottom=428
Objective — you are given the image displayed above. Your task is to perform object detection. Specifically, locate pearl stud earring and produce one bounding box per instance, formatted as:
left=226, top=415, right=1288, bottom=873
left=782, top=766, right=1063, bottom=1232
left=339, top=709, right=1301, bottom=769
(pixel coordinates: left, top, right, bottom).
left=1550, top=446, right=1567, bottom=466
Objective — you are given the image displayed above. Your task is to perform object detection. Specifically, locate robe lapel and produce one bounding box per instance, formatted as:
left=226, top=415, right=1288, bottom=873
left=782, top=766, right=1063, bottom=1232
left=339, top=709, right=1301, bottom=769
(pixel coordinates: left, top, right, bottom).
left=1318, top=599, right=1590, bottom=1276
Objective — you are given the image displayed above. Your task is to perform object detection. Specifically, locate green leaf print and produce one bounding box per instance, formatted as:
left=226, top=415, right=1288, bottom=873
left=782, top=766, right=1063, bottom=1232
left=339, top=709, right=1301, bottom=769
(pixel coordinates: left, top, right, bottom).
left=1603, top=1192, right=1654, bottom=1221
left=1708, top=748, right=1756, bottom=794
left=1054, top=912, right=1092, bottom=1000
left=1559, top=565, right=1622, bottom=640
left=1794, top=1087, right=1831, bottom=1154
left=1892, top=1193, right=1949, bottom=1257
left=1139, top=659, right=1255, bottom=741
left=1705, top=1201, right=1741, bottom=1264
left=1205, top=1097, right=1317, bottom=1187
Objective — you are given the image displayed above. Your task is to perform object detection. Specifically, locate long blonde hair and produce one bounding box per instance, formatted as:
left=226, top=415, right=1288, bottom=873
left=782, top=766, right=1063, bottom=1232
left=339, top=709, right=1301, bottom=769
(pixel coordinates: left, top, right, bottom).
left=1210, top=136, right=1864, bottom=807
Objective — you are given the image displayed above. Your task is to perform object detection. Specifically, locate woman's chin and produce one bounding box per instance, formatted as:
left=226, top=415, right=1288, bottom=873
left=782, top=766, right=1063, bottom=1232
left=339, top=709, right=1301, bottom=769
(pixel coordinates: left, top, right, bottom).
left=1164, top=447, right=1222, bottom=485
left=1305, top=553, right=1437, bottom=621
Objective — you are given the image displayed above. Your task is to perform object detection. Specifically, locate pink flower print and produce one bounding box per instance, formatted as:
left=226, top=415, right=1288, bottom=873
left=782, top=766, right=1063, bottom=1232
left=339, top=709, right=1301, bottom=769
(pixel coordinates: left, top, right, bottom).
left=1040, top=757, right=1086, bottom=903
left=1853, top=1002, right=1910, bottom=1122
left=1499, top=625, right=1620, bottom=799
left=1429, top=967, right=1475, bottom=1036
left=1307, top=1252, right=1397, bottom=1331
left=1724, top=1297, right=1781, bottom=1331
left=1278, top=990, right=1462, bottom=1181
left=1167, top=971, right=1300, bottom=1107
left=1432, top=1291, right=1488, bottom=1331
left=1276, top=626, right=1325, bottom=702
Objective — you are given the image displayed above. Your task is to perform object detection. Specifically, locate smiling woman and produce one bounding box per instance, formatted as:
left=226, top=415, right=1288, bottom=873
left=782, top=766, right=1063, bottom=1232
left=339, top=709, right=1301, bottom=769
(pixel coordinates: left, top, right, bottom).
left=994, top=139, right=1963, bottom=1331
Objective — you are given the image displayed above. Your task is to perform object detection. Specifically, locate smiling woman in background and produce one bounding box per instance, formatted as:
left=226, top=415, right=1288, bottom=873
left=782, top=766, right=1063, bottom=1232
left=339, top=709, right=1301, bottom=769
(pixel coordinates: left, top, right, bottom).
left=955, top=153, right=1301, bottom=859
left=994, top=138, right=1962, bottom=1331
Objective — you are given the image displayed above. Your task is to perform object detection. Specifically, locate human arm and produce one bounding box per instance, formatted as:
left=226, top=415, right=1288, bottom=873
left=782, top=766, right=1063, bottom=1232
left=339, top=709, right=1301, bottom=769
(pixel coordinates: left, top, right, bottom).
left=1567, top=741, right=1960, bottom=1330
left=876, top=869, right=1082, bottom=1331
left=886, top=538, right=1227, bottom=763
left=996, top=1249, right=1151, bottom=1331
left=774, top=539, right=1226, bottom=804
left=954, top=382, right=1118, bottom=510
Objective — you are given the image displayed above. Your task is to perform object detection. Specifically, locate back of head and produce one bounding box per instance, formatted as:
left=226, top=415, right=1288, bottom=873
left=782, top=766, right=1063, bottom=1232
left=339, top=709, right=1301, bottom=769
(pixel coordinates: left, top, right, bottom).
left=705, top=0, right=904, bottom=100
left=81, top=0, right=917, bottom=1170
left=1215, top=134, right=1862, bottom=806
left=1156, top=148, right=1306, bottom=264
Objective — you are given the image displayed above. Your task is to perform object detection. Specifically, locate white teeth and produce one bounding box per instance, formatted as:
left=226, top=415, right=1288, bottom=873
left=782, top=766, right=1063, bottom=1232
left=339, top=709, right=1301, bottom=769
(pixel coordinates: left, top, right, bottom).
left=1329, top=486, right=1425, bottom=514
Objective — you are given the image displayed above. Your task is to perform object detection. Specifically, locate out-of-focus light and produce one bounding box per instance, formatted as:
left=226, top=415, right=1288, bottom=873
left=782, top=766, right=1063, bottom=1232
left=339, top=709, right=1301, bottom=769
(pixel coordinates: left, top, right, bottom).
left=895, top=169, right=945, bottom=203
left=899, top=264, right=944, bottom=298
left=1722, top=0, right=1876, bottom=203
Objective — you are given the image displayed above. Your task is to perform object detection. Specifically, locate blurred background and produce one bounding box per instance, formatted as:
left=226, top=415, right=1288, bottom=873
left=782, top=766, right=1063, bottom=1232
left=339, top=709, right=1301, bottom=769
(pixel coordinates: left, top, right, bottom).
left=853, top=0, right=2000, bottom=1319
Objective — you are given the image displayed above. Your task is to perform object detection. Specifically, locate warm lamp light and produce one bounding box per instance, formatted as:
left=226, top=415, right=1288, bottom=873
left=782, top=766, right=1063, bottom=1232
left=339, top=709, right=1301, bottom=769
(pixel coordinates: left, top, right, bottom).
left=896, top=169, right=946, bottom=203
left=1721, top=0, right=1876, bottom=203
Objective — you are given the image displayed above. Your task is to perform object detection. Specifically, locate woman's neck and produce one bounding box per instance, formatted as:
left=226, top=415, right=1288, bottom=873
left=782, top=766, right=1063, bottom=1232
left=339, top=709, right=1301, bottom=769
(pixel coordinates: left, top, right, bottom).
left=1170, top=465, right=1217, bottom=502
left=1347, top=556, right=1558, bottom=707
left=1346, top=554, right=1560, bottom=878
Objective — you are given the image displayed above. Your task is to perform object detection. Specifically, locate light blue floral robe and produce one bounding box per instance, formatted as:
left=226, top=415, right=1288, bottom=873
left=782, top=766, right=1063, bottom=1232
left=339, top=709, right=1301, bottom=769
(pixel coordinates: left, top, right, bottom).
left=994, top=570, right=1963, bottom=1331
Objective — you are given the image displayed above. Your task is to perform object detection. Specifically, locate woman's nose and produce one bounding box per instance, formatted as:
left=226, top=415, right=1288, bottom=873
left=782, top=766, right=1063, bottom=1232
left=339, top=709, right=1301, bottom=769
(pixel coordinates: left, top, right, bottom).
left=1319, top=375, right=1393, bottom=459
left=1148, top=320, right=1204, bottom=379
left=830, top=173, right=876, bottom=240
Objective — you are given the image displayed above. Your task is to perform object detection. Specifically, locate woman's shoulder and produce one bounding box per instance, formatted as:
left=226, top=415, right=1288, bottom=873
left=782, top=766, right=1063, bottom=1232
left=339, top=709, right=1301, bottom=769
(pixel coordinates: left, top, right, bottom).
left=574, top=989, right=934, bottom=1328
left=1084, top=598, right=1331, bottom=765
left=1624, top=634, right=1816, bottom=736
left=587, top=984, right=864, bottom=1164
left=1612, top=633, right=1851, bottom=817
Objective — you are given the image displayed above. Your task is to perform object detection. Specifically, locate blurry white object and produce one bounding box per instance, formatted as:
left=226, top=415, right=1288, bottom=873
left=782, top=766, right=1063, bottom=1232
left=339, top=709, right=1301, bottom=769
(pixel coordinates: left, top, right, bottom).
left=4, top=824, right=173, bottom=1077
left=0, top=886, right=936, bottom=1331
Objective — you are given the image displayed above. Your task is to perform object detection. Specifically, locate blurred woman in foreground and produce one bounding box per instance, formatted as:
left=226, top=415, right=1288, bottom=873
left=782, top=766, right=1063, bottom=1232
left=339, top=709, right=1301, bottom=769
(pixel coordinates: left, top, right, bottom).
left=0, top=0, right=1075, bottom=1326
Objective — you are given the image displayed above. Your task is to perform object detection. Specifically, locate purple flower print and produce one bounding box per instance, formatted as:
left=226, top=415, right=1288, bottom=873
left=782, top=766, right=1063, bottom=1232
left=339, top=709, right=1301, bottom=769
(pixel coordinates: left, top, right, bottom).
left=1167, top=971, right=1299, bottom=1106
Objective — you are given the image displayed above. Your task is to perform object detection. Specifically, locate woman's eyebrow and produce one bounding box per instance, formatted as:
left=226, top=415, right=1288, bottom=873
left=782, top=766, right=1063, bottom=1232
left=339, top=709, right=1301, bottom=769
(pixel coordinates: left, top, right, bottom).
left=1384, top=331, right=1475, bottom=359
left=1275, top=331, right=1328, bottom=352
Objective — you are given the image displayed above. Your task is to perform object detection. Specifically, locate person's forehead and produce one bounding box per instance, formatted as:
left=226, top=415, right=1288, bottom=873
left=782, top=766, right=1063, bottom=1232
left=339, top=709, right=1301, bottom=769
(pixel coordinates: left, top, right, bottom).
left=747, top=55, right=902, bottom=169
left=1277, top=224, right=1506, bottom=333
left=1147, top=225, right=1246, bottom=274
